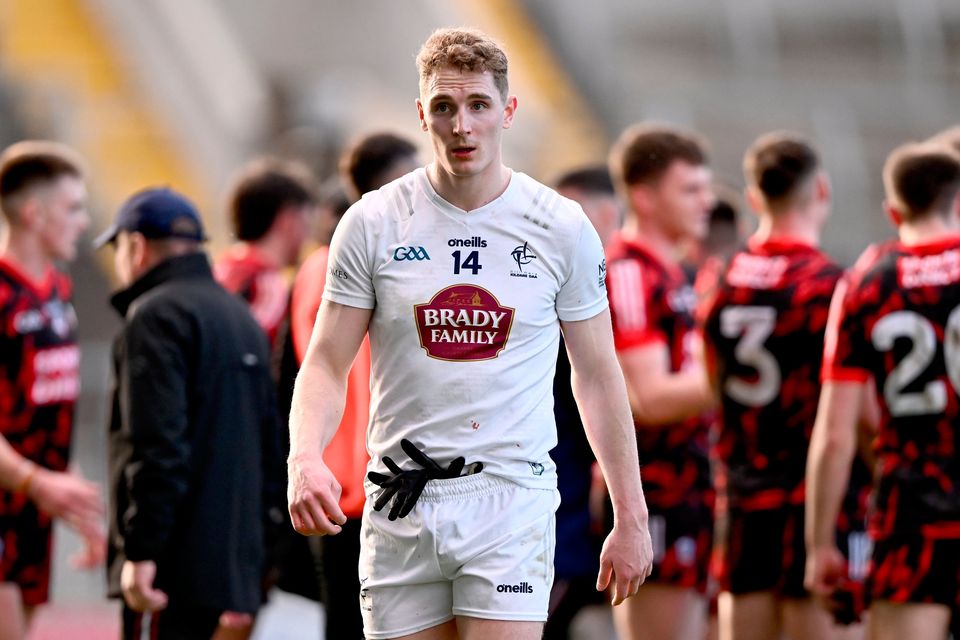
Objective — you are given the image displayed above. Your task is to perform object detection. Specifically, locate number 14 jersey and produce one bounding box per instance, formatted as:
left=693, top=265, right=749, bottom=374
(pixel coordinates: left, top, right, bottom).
left=824, top=235, right=960, bottom=538
left=323, top=168, right=608, bottom=490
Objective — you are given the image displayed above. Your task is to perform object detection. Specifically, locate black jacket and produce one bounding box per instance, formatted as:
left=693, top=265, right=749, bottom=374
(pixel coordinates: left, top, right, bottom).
left=106, top=253, right=283, bottom=613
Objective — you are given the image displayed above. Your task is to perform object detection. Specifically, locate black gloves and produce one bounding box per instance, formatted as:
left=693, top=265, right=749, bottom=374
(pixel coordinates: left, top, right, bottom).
left=367, top=439, right=482, bottom=520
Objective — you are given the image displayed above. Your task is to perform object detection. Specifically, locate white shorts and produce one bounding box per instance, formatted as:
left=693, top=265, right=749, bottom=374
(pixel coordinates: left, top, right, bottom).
left=358, top=473, right=558, bottom=639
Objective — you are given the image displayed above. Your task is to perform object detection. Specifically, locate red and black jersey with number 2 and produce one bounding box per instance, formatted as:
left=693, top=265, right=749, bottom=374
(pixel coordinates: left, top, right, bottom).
left=698, top=238, right=842, bottom=509
left=606, top=233, right=711, bottom=509
left=824, top=235, right=960, bottom=539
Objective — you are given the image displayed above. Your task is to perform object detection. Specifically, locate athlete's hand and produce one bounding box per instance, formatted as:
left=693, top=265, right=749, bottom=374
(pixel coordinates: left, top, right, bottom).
left=28, top=466, right=105, bottom=565
left=805, top=544, right=846, bottom=606
left=70, top=525, right=107, bottom=570
left=121, top=560, right=168, bottom=612
left=288, top=453, right=346, bottom=536
left=597, top=518, right=654, bottom=606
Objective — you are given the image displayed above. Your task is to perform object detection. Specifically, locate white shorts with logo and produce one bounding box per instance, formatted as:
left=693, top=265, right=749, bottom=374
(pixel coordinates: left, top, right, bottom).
left=358, top=473, right=558, bottom=639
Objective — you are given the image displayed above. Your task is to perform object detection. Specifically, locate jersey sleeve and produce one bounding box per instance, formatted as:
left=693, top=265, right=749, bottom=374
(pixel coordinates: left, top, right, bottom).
left=606, top=257, right=666, bottom=351
left=322, top=202, right=376, bottom=309
left=555, top=215, right=609, bottom=322
left=822, top=275, right=871, bottom=382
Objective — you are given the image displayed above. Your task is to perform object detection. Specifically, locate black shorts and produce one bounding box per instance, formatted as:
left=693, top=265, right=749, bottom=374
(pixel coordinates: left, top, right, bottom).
left=647, top=504, right=712, bottom=592
left=867, top=535, right=960, bottom=607
left=0, top=493, right=54, bottom=605
left=713, top=504, right=806, bottom=597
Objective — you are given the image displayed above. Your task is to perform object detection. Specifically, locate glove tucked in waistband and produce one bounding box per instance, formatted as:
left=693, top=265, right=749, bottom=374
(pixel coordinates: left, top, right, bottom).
left=367, top=438, right=483, bottom=521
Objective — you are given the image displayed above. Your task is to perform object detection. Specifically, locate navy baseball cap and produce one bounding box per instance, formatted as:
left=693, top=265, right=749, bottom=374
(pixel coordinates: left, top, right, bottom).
left=93, top=187, right=207, bottom=249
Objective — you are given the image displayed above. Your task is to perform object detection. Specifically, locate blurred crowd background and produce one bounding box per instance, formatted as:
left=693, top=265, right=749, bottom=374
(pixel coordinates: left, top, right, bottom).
left=0, top=0, right=957, bottom=637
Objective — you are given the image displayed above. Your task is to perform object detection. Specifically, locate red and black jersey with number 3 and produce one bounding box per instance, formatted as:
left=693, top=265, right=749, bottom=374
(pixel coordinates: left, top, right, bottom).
left=698, top=238, right=842, bottom=509
left=606, top=233, right=711, bottom=509
left=0, top=257, right=78, bottom=472
left=824, top=235, right=960, bottom=539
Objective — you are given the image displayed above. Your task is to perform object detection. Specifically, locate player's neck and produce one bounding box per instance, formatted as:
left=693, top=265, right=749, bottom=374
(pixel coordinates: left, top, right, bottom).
left=898, top=214, right=960, bottom=246
left=0, top=231, right=52, bottom=281
left=753, top=214, right=820, bottom=247
left=622, top=215, right=684, bottom=265
left=427, top=162, right=511, bottom=212
left=245, top=235, right=288, bottom=269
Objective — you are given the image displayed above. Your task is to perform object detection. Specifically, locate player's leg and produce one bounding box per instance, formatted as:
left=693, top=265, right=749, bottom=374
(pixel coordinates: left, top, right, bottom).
left=715, top=507, right=790, bottom=640
left=717, top=591, right=778, bottom=640
left=358, top=496, right=454, bottom=640
left=392, top=620, right=459, bottom=640
left=448, top=477, right=557, bottom=639
left=456, top=617, right=544, bottom=640
left=863, top=536, right=959, bottom=640
left=612, top=583, right=707, bottom=640
left=867, top=602, right=949, bottom=640
left=0, top=583, right=26, bottom=640
left=616, top=507, right=711, bottom=640
left=780, top=597, right=835, bottom=640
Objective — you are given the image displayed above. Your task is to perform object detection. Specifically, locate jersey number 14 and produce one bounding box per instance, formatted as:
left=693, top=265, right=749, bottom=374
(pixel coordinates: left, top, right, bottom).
left=452, top=250, right=483, bottom=275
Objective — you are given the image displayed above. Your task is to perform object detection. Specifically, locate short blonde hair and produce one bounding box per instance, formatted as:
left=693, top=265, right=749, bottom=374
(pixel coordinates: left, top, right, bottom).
left=416, top=27, right=509, bottom=101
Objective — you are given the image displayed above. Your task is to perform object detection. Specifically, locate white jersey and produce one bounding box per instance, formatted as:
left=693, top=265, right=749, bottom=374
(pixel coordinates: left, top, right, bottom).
left=324, top=167, right=607, bottom=489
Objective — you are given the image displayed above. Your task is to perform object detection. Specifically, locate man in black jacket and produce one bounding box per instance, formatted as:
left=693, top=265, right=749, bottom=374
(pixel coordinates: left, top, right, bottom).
left=95, top=187, right=283, bottom=640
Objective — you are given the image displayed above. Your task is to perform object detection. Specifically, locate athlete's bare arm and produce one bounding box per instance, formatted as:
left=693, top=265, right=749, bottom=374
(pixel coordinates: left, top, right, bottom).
left=619, top=342, right=714, bottom=426
left=804, top=380, right=864, bottom=598
left=0, top=433, right=104, bottom=567
left=561, top=309, right=654, bottom=606
left=288, top=298, right=372, bottom=536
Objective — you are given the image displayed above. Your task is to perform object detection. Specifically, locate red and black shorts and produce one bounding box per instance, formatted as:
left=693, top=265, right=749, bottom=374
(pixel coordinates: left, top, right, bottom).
left=866, top=534, right=960, bottom=607
left=713, top=504, right=807, bottom=598
left=0, top=492, right=54, bottom=606
left=647, top=504, right=712, bottom=593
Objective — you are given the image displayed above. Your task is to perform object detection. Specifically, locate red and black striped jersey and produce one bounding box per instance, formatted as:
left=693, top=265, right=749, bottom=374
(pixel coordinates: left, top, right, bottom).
left=606, top=233, right=711, bottom=509
left=824, top=235, right=960, bottom=538
left=698, top=238, right=842, bottom=509
left=0, top=257, right=78, bottom=475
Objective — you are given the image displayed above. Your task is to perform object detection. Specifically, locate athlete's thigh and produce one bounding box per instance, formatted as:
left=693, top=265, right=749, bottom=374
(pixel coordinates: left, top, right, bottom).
left=867, top=601, right=950, bottom=640
left=612, top=583, right=707, bottom=640
left=717, top=591, right=778, bottom=640
left=393, top=619, right=459, bottom=640
left=0, top=583, right=26, bottom=640
left=455, top=617, right=543, bottom=640
left=780, top=596, right=836, bottom=640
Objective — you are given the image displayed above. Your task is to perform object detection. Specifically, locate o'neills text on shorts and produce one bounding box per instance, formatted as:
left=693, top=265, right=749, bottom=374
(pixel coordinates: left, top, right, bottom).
left=496, top=582, right=534, bottom=594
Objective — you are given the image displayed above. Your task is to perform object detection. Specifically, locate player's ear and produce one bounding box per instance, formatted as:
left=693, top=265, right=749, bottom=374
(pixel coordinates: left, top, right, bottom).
left=744, top=186, right=764, bottom=218
left=628, top=183, right=653, bottom=217
left=815, top=171, right=831, bottom=204
left=416, top=99, right=428, bottom=132
left=883, top=200, right=903, bottom=228
left=16, top=194, right=41, bottom=229
left=502, top=95, right=518, bottom=130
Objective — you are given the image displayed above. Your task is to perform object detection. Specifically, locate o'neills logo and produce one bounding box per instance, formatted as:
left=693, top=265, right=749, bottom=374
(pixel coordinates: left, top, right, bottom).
left=414, top=285, right=515, bottom=361
left=497, top=582, right=534, bottom=594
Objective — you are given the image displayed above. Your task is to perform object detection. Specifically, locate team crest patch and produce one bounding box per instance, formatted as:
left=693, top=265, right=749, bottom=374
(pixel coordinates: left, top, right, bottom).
left=414, top=284, right=515, bottom=361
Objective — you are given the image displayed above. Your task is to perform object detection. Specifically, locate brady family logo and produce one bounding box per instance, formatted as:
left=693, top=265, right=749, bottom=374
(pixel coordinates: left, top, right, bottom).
left=414, top=285, right=515, bottom=361
left=497, top=582, right=534, bottom=594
